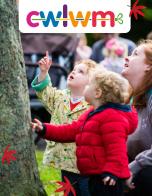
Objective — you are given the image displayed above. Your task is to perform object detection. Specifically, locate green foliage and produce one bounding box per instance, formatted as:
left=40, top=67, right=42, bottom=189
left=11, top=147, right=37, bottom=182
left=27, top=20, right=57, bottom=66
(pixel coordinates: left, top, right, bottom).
left=139, top=0, right=152, bottom=8
left=144, top=8, right=152, bottom=21
left=138, top=0, right=152, bottom=21
left=36, top=151, right=62, bottom=196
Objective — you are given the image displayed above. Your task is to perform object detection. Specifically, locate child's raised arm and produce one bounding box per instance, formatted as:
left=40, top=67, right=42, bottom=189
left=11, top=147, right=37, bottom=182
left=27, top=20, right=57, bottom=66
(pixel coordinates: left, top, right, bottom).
left=31, top=50, right=66, bottom=114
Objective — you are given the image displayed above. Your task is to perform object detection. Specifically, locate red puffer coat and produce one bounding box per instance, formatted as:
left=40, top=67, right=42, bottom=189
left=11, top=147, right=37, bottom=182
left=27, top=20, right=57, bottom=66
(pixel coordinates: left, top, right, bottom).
left=44, top=103, right=138, bottom=179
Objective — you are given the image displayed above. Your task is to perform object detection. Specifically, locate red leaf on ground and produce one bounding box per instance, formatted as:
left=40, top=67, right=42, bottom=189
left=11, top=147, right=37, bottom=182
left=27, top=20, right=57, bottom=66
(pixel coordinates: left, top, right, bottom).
left=55, top=176, right=76, bottom=196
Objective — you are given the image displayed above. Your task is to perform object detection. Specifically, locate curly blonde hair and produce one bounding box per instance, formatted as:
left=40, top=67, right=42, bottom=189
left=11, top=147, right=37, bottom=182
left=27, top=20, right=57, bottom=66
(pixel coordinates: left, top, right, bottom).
left=75, top=59, right=98, bottom=75
left=93, top=69, right=132, bottom=104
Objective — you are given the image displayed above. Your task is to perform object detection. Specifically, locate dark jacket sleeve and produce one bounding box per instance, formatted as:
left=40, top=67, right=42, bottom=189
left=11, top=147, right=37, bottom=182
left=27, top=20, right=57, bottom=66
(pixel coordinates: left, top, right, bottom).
left=130, top=94, right=152, bottom=175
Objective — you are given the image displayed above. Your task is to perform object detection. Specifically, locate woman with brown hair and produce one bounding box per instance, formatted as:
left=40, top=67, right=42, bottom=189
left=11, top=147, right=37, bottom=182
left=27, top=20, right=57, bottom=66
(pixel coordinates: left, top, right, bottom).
left=122, top=40, right=152, bottom=196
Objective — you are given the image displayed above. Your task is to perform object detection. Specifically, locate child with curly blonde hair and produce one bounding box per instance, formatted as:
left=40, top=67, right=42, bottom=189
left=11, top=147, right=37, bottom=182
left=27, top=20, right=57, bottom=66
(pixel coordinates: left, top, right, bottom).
left=32, top=69, right=138, bottom=196
left=31, top=51, right=97, bottom=195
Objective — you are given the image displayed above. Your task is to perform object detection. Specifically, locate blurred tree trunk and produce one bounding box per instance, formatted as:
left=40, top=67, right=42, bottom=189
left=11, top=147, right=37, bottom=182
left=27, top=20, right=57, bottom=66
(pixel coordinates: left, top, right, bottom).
left=0, top=0, right=47, bottom=195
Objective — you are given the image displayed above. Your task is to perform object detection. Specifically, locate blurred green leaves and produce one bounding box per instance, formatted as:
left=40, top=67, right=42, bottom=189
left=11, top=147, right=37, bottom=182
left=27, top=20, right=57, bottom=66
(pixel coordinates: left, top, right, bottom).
left=144, top=8, right=152, bottom=21
left=137, top=0, right=152, bottom=21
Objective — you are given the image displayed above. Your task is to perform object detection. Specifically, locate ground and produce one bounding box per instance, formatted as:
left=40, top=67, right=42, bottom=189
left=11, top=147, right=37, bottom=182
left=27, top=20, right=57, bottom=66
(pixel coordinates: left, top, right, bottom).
left=36, top=151, right=63, bottom=196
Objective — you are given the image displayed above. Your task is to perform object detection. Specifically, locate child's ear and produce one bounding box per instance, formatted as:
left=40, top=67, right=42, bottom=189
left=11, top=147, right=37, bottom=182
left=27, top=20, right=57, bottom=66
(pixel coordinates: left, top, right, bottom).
left=145, top=64, right=151, bottom=72
left=95, top=88, right=102, bottom=98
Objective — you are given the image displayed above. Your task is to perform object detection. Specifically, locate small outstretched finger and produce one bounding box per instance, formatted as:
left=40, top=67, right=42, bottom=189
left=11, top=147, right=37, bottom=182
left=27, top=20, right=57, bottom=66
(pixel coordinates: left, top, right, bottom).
left=34, top=118, right=42, bottom=126
left=46, top=50, right=49, bottom=58
left=30, top=122, right=37, bottom=132
left=33, top=119, right=43, bottom=131
left=129, top=182, right=135, bottom=189
left=46, top=50, right=49, bottom=63
left=103, top=176, right=110, bottom=185
left=109, top=179, right=116, bottom=186
left=45, top=50, right=52, bottom=67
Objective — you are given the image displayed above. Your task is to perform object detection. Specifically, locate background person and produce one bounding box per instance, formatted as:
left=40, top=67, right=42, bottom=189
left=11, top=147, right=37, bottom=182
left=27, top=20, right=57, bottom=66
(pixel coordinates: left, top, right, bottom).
left=75, top=33, right=92, bottom=62
left=91, top=33, right=136, bottom=63
left=100, top=38, right=128, bottom=74
left=122, top=40, right=152, bottom=196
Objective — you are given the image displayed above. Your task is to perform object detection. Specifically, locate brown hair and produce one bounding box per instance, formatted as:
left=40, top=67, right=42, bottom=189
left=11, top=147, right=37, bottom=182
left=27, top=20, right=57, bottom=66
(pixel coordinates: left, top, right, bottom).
left=75, top=59, right=98, bottom=75
left=133, top=40, right=152, bottom=108
left=93, top=70, right=132, bottom=104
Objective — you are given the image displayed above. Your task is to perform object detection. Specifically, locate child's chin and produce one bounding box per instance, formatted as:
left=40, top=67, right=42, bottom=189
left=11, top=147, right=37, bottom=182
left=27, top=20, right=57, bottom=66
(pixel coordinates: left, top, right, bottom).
left=121, top=70, right=127, bottom=77
left=84, top=97, right=90, bottom=103
left=67, top=82, right=76, bottom=89
left=67, top=80, right=72, bottom=86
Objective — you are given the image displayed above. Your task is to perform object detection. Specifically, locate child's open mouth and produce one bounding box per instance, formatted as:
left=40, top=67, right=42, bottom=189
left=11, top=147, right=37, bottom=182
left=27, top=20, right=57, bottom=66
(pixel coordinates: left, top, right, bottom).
left=69, top=75, right=74, bottom=80
left=124, top=63, right=129, bottom=67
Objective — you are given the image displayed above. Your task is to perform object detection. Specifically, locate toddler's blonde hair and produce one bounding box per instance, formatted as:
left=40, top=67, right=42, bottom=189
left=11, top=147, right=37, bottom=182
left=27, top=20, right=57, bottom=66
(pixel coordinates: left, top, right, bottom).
left=75, top=59, right=98, bottom=75
left=93, top=69, right=132, bottom=104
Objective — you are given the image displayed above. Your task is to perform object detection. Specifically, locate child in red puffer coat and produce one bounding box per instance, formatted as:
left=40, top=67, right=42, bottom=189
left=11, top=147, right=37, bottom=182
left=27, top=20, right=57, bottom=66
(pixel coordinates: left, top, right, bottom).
left=31, top=69, right=138, bottom=196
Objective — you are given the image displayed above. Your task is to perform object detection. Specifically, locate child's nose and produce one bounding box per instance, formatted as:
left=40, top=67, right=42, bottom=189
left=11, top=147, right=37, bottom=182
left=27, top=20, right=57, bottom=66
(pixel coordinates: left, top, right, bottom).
left=125, top=57, right=129, bottom=62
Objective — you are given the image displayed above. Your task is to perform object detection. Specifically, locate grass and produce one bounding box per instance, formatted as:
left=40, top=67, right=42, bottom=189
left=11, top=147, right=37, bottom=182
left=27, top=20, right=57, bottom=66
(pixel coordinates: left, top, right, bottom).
left=36, top=150, right=63, bottom=196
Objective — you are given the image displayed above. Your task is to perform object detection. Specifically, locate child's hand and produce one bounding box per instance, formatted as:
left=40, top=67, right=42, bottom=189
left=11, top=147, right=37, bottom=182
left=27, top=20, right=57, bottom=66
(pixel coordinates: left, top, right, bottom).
left=38, top=51, right=52, bottom=73
left=125, top=175, right=135, bottom=190
left=102, top=176, right=116, bottom=186
left=38, top=51, right=52, bottom=82
left=31, top=118, right=43, bottom=133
